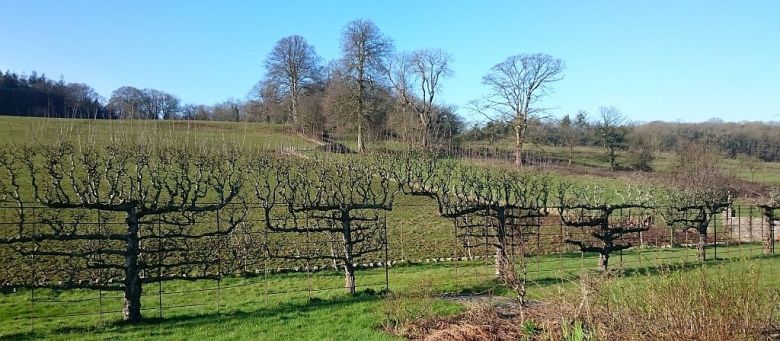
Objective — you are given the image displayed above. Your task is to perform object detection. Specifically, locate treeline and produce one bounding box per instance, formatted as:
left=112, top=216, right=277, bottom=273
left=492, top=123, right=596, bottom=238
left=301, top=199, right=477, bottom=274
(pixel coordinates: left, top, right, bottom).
left=0, top=71, right=240, bottom=121
left=0, top=71, right=108, bottom=118
left=466, top=111, right=780, bottom=163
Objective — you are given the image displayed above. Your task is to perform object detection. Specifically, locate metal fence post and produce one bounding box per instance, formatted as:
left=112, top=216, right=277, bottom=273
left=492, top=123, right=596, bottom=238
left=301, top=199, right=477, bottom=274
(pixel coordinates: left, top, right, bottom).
left=383, top=212, right=389, bottom=292
left=30, top=209, right=36, bottom=334
left=158, top=213, right=163, bottom=319
left=714, top=211, right=718, bottom=260
left=216, top=209, right=222, bottom=314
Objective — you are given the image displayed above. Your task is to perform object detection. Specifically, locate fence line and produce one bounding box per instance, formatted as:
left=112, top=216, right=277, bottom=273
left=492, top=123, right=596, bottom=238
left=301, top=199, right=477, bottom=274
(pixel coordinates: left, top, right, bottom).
left=0, top=203, right=777, bottom=335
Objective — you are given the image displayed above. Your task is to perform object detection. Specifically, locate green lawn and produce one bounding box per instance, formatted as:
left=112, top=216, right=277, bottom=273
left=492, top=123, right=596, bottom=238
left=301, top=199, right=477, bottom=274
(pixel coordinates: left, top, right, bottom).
left=0, top=243, right=774, bottom=340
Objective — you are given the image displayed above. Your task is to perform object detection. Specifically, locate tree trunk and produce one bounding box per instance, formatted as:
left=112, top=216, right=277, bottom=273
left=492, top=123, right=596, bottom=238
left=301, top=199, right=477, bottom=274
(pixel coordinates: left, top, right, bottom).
left=568, top=144, right=573, bottom=166
left=341, top=210, right=356, bottom=294
left=420, top=115, right=430, bottom=149
left=357, top=120, right=365, bottom=153
left=598, top=252, right=609, bottom=271
left=609, top=147, right=617, bottom=171
left=763, top=211, right=775, bottom=255
left=697, top=230, right=707, bottom=261
left=343, top=262, right=356, bottom=294
left=514, top=125, right=523, bottom=166
left=123, top=209, right=143, bottom=323
left=494, top=247, right=507, bottom=276
left=494, top=209, right=507, bottom=277
left=357, top=65, right=366, bottom=153
left=291, top=84, right=298, bottom=124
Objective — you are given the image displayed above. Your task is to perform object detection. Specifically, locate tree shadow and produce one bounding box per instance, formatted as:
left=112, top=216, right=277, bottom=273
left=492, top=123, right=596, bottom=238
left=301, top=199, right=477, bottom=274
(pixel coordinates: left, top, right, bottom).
left=0, top=292, right=383, bottom=340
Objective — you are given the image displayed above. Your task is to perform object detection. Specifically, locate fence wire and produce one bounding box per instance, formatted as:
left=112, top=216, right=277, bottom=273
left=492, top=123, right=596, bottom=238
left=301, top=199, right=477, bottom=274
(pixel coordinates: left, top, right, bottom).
left=0, top=203, right=776, bottom=335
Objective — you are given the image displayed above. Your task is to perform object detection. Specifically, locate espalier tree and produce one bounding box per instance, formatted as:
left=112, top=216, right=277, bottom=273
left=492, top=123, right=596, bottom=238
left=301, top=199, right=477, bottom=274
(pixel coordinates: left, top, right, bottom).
left=557, top=183, right=655, bottom=271
left=661, top=175, right=734, bottom=261
left=252, top=154, right=402, bottom=294
left=398, top=152, right=550, bottom=304
left=0, top=142, right=246, bottom=323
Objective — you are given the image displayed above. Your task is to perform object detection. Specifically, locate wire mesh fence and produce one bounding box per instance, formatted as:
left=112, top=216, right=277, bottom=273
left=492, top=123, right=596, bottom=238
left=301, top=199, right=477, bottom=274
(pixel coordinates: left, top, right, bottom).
left=0, top=202, right=777, bottom=334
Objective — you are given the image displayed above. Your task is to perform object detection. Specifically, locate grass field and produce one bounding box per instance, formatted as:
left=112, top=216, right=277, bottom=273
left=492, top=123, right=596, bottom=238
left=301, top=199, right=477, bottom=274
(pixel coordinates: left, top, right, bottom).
left=0, top=116, right=314, bottom=150
left=0, top=243, right=775, bottom=340
left=463, top=136, right=780, bottom=185
left=1, top=117, right=778, bottom=339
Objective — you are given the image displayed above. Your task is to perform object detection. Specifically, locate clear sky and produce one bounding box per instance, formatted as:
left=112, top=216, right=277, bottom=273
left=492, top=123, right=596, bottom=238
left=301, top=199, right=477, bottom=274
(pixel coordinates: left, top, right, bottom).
left=1, top=1, right=778, bottom=123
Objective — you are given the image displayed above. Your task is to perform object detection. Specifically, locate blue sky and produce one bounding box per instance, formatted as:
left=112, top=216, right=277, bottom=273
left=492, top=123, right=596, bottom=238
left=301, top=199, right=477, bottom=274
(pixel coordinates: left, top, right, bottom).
left=1, top=1, right=778, bottom=123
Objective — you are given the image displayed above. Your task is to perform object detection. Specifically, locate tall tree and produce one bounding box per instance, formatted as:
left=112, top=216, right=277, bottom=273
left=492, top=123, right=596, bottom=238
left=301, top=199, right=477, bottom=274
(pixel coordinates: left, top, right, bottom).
left=560, top=114, right=576, bottom=165
left=263, top=35, right=322, bottom=124
left=388, top=49, right=453, bottom=148
left=108, top=86, right=145, bottom=119
left=598, top=106, right=628, bottom=171
left=474, top=54, right=564, bottom=165
left=340, top=19, right=393, bottom=152
left=108, top=87, right=180, bottom=120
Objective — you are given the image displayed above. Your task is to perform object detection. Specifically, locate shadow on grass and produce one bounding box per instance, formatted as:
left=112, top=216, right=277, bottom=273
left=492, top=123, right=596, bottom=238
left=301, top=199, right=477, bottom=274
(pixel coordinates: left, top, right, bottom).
left=0, top=292, right=384, bottom=340
left=3, top=253, right=775, bottom=340
left=526, top=252, right=780, bottom=290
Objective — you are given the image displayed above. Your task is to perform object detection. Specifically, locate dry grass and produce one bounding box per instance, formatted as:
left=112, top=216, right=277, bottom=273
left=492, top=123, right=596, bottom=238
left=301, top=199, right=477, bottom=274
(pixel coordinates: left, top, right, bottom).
left=391, top=304, right=524, bottom=341
left=387, top=259, right=780, bottom=340
left=545, top=261, right=780, bottom=340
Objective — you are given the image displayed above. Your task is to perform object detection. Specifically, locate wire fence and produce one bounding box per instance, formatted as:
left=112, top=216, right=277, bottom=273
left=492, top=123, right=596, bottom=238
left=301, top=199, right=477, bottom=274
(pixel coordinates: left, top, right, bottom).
left=0, top=202, right=777, bottom=335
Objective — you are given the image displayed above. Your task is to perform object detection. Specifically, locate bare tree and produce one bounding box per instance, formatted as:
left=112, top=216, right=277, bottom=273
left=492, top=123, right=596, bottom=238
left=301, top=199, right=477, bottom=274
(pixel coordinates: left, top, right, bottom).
left=662, top=144, right=736, bottom=260
left=598, top=106, right=628, bottom=171
left=664, top=193, right=730, bottom=261
left=388, top=49, right=453, bottom=149
left=472, top=54, right=564, bottom=165
left=324, top=64, right=391, bottom=144
left=396, top=154, right=549, bottom=304
left=340, top=19, right=393, bottom=152
left=0, top=143, right=245, bottom=323
left=560, top=114, right=577, bottom=165
left=264, top=35, right=323, bottom=124
left=253, top=155, right=401, bottom=294
left=108, top=87, right=180, bottom=120
left=557, top=183, right=655, bottom=271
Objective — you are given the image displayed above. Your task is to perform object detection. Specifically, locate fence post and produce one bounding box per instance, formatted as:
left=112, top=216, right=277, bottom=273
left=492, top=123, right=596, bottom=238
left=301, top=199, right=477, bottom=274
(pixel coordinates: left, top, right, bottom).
left=383, top=212, right=389, bottom=292
left=30, top=211, right=36, bottom=334
left=738, top=206, right=742, bottom=258
left=305, top=211, right=311, bottom=301
left=263, top=212, right=269, bottom=305
left=713, top=211, right=718, bottom=260
left=98, top=209, right=104, bottom=323
left=216, top=209, right=221, bottom=314
left=158, top=213, right=163, bottom=319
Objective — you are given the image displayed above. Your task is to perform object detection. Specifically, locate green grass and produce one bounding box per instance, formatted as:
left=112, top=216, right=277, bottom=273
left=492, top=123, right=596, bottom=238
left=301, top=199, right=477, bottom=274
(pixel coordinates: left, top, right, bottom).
left=463, top=138, right=780, bottom=185
left=1, top=117, right=778, bottom=339
left=0, top=243, right=774, bottom=340
left=0, top=116, right=315, bottom=150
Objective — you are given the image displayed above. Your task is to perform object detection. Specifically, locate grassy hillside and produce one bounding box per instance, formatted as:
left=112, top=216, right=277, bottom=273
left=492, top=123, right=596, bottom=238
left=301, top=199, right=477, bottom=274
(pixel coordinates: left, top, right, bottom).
left=0, top=116, right=314, bottom=150
left=463, top=137, right=780, bottom=185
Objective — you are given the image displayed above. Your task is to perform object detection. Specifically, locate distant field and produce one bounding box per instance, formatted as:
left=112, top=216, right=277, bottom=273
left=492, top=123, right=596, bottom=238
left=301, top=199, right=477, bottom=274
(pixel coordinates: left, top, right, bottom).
left=463, top=137, right=780, bottom=185
left=0, top=116, right=315, bottom=150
